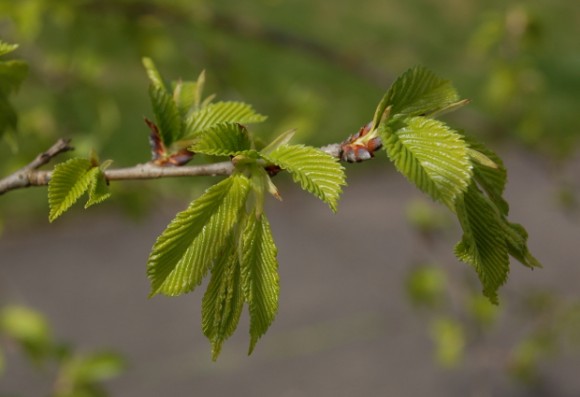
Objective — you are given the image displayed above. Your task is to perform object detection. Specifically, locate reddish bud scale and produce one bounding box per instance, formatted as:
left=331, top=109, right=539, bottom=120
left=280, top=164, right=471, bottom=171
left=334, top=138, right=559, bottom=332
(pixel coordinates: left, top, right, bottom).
left=339, top=122, right=383, bottom=163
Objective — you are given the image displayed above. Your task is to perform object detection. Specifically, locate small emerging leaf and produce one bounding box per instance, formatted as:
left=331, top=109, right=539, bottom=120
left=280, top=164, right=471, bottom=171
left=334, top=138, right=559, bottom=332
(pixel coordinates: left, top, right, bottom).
left=149, top=85, right=182, bottom=146
left=262, top=145, right=346, bottom=212
left=85, top=170, right=111, bottom=208
left=241, top=213, right=279, bottom=354
left=142, top=57, right=166, bottom=90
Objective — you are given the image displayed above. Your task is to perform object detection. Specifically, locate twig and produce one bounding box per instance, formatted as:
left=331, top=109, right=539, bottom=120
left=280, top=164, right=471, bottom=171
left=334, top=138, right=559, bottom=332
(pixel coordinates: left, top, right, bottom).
left=0, top=139, right=73, bottom=195
left=0, top=140, right=356, bottom=195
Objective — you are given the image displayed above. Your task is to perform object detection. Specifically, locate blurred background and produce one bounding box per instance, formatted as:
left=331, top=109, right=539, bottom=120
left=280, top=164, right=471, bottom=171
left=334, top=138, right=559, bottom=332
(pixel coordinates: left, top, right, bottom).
left=1, top=0, right=579, bottom=396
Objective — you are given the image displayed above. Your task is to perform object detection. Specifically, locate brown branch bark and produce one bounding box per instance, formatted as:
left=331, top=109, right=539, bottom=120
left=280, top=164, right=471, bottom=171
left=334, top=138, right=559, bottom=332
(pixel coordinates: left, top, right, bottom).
left=0, top=140, right=347, bottom=195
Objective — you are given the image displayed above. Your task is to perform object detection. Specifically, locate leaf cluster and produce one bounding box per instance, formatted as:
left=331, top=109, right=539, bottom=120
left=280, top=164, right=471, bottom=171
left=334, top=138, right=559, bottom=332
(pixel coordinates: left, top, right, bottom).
left=372, top=66, right=541, bottom=303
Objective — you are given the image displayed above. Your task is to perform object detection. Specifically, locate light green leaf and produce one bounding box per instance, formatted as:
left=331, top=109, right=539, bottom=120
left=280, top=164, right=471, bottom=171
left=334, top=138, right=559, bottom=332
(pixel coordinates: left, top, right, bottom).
left=48, top=159, right=99, bottom=222
left=202, top=235, right=244, bottom=360
left=430, top=317, right=465, bottom=367
left=142, top=57, right=166, bottom=90
left=149, top=85, right=182, bottom=146
left=455, top=183, right=509, bottom=303
left=373, top=66, right=461, bottom=127
left=260, top=129, right=296, bottom=155
left=0, top=41, right=19, bottom=57
left=65, top=351, right=126, bottom=384
left=0, top=60, right=29, bottom=95
left=262, top=145, right=346, bottom=212
left=147, top=174, right=250, bottom=296
left=186, top=101, right=266, bottom=137
left=381, top=117, right=472, bottom=208
left=241, top=213, right=279, bottom=354
left=190, top=122, right=252, bottom=156
left=0, top=305, right=53, bottom=363
left=85, top=170, right=111, bottom=209
left=172, top=80, right=199, bottom=117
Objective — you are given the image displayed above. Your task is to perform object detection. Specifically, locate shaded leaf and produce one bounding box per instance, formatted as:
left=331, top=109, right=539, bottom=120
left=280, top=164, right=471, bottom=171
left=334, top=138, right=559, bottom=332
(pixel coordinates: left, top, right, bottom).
left=85, top=170, right=111, bottom=209
left=381, top=117, right=472, bottom=208
left=202, top=235, right=244, bottom=360
left=190, top=122, right=252, bottom=156
left=241, top=213, right=279, bottom=354
left=0, top=95, right=17, bottom=136
left=48, top=159, right=98, bottom=222
left=147, top=174, right=250, bottom=296
left=149, top=85, right=182, bottom=146
left=455, top=183, right=509, bottom=303
left=186, top=101, right=266, bottom=137
left=262, top=145, right=346, bottom=212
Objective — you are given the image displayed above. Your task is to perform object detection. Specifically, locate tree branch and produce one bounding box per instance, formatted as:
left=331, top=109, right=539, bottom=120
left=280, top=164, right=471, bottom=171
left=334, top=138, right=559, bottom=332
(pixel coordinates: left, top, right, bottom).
left=0, top=140, right=352, bottom=196
left=0, top=139, right=73, bottom=195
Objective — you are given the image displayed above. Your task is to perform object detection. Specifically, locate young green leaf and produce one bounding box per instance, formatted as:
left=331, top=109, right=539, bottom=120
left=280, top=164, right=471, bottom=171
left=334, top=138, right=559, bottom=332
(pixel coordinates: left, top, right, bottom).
left=142, top=57, right=166, bottom=90
left=373, top=66, right=461, bottom=127
left=149, top=85, right=182, bottom=146
left=502, top=221, right=542, bottom=269
left=48, top=159, right=99, bottom=222
left=381, top=117, right=472, bottom=209
left=190, top=122, right=252, bottom=156
left=85, top=170, right=111, bottom=209
left=202, top=235, right=244, bottom=360
left=147, top=174, right=250, bottom=296
left=0, top=41, right=19, bottom=57
left=261, top=145, right=346, bottom=212
left=241, top=213, right=279, bottom=354
left=185, top=101, right=266, bottom=137
left=454, top=183, right=509, bottom=304
left=172, top=80, right=199, bottom=117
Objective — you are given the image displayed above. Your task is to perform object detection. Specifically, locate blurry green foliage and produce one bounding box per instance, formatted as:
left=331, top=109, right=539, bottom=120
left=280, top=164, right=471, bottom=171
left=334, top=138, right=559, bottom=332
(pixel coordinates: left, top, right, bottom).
left=430, top=316, right=465, bottom=368
left=0, top=304, right=125, bottom=397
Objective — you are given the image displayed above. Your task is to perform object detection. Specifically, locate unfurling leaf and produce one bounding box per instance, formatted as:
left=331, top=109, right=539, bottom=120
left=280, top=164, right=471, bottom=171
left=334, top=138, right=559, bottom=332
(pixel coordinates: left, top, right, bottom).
left=190, top=122, right=252, bottom=156
left=262, top=145, right=346, bottom=212
left=0, top=41, right=19, bottom=57
left=185, top=101, right=266, bottom=137
left=381, top=117, right=472, bottom=209
left=202, top=235, right=244, bottom=361
left=142, top=57, right=166, bottom=91
left=85, top=171, right=111, bottom=208
left=147, top=174, right=250, bottom=296
left=241, top=213, right=279, bottom=354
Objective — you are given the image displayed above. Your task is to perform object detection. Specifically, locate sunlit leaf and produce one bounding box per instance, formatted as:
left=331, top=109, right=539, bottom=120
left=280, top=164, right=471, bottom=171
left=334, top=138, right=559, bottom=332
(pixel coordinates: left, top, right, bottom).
left=149, top=85, right=182, bottom=146
left=373, top=66, right=461, bottom=128
left=202, top=235, right=244, bottom=360
left=190, top=122, right=252, bottom=156
left=262, top=145, right=346, bottom=212
left=381, top=117, right=472, bottom=208
left=48, top=159, right=99, bottom=222
left=147, top=174, right=250, bottom=296
left=186, top=101, right=266, bottom=137
left=241, top=213, right=279, bottom=354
